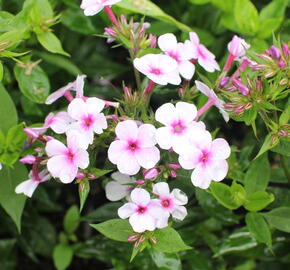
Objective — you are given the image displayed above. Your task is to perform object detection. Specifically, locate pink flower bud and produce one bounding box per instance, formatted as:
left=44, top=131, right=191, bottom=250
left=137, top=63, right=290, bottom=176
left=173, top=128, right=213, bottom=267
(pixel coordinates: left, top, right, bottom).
left=256, top=80, right=262, bottom=91
left=104, top=27, right=117, bottom=37
left=178, top=88, right=185, bottom=95
left=24, top=128, right=39, bottom=139
left=282, top=43, right=289, bottom=57
left=76, top=172, right=85, bottom=179
left=280, top=130, right=287, bottom=137
left=170, top=170, right=177, bottom=178
left=149, top=34, right=157, bottom=48
left=168, top=163, right=181, bottom=169
left=136, top=179, right=145, bottom=185
left=278, top=61, right=286, bottom=68
left=232, top=79, right=250, bottom=96
left=88, top=173, right=96, bottom=180
left=224, top=103, right=235, bottom=110
left=143, top=168, right=160, bottom=179
left=120, top=14, right=127, bottom=25
left=20, top=155, right=36, bottom=164
left=235, top=106, right=244, bottom=114
left=270, top=45, right=281, bottom=59
left=220, top=77, right=230, bottom=88
left=128, top=235, right=139, bottom=242
left=227, top=35, right=250, bottom=58
left=264, top=49, right=270, bottom=55
left=44, top=136, right=54, bottom=141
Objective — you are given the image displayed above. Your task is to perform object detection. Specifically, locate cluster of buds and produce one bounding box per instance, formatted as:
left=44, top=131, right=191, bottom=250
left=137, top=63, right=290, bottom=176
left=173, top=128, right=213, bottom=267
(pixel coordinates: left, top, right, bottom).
left=256, top=43, right=289, bottom=78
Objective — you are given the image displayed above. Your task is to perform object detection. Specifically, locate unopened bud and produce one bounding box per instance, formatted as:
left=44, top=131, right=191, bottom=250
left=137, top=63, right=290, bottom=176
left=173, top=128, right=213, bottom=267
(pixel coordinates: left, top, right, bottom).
left=170, top=170, right=177, bottom=178
left=280, top=130, right=287, bottom=137
left=76, top=172, right=85, bottom=179
left=235, top=105, right=244, bottom=114
left=278, top=61, right=286, bottom=68
left=256, top=80, right=262, bottom=91
left=104, top=27, right=117, bottom=37
left=136, top=179, right=145, bottom=185
left=128, top=235, right=139, bottom=242
left=20, top=155, right=36, bottom=164
left=168, top=163, right=181, bottom=169
left=244, top=103, right=252, bottom=110
left=232, top=79, right=250, bottom=95
left=282, top=43, right=289, bottom=57
left=224, top=103, right=235, bottom=110
left=178, top=88, right=185, bottom=95
left=149, top=34, right=157, bottom=48
left=143, top=168, right=160, bottom=179
left=24, top=128, right=39, bottom=139
left=120, top=14, right=127, bottom=25
left=264, top=49, right=270, bottom=55
left=279, top=78, right=288, bottom=86
left=220, top=77, right=230, bottom=88
left=88, top=173, right=96, bottom=180
left=150, top=236, right=157, bottom=244
left=270, top=45, right=281, bottom=59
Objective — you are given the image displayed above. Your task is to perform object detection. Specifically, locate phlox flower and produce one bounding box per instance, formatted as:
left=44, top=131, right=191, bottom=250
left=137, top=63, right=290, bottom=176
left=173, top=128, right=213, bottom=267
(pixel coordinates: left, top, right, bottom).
left=118, top=188, right=165, bottom=233
left=108, top=120, right=160, bottom=175
left=228, top=35, right=250, bottom=60
left=185, top=32, right=220, bottom=72
left=67, top=98, right=107, bottom=149
left=45, top=132, right=89, bottom=183
left=153, top=182, right=188, bottom=225
left=81, top=0, right=122, bottom=16
left=133, top=54, right=181, bottom=85
left=15, top=169, right=50, bottom=197
left=195, top=80, right=229, bottom=122
left=105, top=172, right=135, bottom=201
left=155, top=102, right=203, bottom=154
left=178, top=128, right=231, bottom=189
left=158, top=33, right=195, bottom=80
left=45, top=75, right=86, bottom=105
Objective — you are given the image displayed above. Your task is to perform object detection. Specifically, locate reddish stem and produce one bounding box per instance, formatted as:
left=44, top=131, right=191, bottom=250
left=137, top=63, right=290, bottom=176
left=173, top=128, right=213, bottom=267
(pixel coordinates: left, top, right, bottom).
left=195, top=99, right=215, bottom=120
left=64, top=91, right=74, bottom=102
left=143, top=80, right=155, bottom=96
left=104, top=6, right=119, bottom=27
left=223, top=54, right=235, bottom=74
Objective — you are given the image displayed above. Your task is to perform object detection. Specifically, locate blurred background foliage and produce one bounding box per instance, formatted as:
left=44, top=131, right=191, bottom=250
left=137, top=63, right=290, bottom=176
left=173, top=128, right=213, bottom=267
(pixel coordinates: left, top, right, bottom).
left=0, top=0, right=289, bottom=269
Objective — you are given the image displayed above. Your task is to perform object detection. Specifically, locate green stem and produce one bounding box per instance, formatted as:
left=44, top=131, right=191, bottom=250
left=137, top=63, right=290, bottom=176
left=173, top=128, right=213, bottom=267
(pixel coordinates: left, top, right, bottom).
left=129, top=49, right=141, bottom=92
left=280, top=154, right=290, bottom=183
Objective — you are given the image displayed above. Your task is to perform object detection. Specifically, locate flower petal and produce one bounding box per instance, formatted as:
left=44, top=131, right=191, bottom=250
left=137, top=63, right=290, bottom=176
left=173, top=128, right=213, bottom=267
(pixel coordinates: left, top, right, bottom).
left=172, top=206, right=187, bottom=220
left=105, top=181, right=130, bottom=201
left=111, top=172, right=134, bottom=184
left=171, top=188, right=188, bottom=205
left=211, top=138, right=231, bottom=160
left=129, top=213, right=155, bottom=232
left=108, top=140, right=128, bottom=164
left=156, top=127, right=173, bottom=150
left=135, top=146, right=160, bottom=169
left=191, top=164, right=212, bottom=189
left=153, top=182, right=170, bottom=197
left=68, top=98, right=88, bottom=120
left=206, top=160, right=229, bottom=182
left=158, top=33, right=178, bottom=53
left=117, top=151, right=140, bottom=175
left=86, top=97, right=105, bottom=114
left=45, top=140, right=67, bottom=157
left=137, top=124, right=157, bottom=148
left=130, top=188, right=150, bottom=206
left=175, top=102, right=197, bottom=124
left=118, top=202, right=137, bottom=219
left=179, top=60, right=195, bottom=80
left=115, top=120, right=138, bottom=141
left=15, top=179, right=39, bottom=198
left=155, top=103, right=178, bottom=126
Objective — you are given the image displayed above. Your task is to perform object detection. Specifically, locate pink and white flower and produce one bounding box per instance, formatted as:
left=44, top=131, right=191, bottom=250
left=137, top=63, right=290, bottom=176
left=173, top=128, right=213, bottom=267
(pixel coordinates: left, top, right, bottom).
left=67, top=98, right=107, bottom=149
left=153, top=182, right=188, bottom=222
left=15, top=169, right=50, bottom=197
left=179, top=128, right=231, bottom=189
left=133, top=54, right=181, bottom=85
left=185, top=32, right=220, bottom=72
left=195, top=81, right=229, bottom=122
left=118, top=188, right=165, bottom=233
left=81, top=0, right=122, bottom=16
left=105, top=172, right=135, bottom=201
left=158, top=33, right=195, bottom=80
left=45, top=75, right=86, bottom=105
left=228, top=35, right=250, bottom=60
left=155, top=102, right=203, bottom=154
left=45, top=132, right=89, bottom=183
left=108, top=120, right=160, bottom=175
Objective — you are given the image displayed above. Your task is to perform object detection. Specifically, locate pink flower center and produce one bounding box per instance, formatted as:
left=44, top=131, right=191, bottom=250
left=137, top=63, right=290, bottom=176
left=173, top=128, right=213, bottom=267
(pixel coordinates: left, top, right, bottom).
left=82, top=115, right=94, bottom=129
left=66, top=149, right=75, bottom=163
left=172, top=121, right=186, bottom=134
left=161, top=197, right=173, bottom=208
left=167, top=51, right=181, bottom=63
left=150, top=67, right=162, bottom=75
left=137, top=206, right=147, bottom=214
left=127, top=141, right=139, bottom=152
left=199, top=151, right=211, bottom=166
left=197, top=46, right=207, bottom=60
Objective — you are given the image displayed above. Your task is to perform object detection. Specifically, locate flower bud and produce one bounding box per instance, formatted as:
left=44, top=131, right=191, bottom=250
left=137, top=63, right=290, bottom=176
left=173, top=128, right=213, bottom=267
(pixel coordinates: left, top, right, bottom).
left=88, top=173, right=96, bottom=180
left=143, top=168, right=160, bottom=179
left=104, top=27, right=117, bottom=37
left=232, top=79, right=250, bottom=95
left=24, top=128, right=39, bottom=139
left=280, top=130, right=287, bottom=137
left=168, top=163, right=181, bottom=170
left=170, top=170, right=177, bottom=178
left=282, top=43, right=289, bottom=57
left=227, top=35, right=250, bottom=58
left=270, top=45, right=281, bottom=59
left=76, top=172, right=85, bottom=179
left=128, top=235, right=139, bottom=242
left=220, top=77, right=230, bottom=88
left=279, top=78, right=288, bottom=86
left=20, top=155, right=36, bottom=164
left=278, top=61, right=286, bottom=68
left=256, top=80, right=262, bottom=91
left=136, top=179, right=145, bottom=185
left=149, top=34, right=157, bottom=48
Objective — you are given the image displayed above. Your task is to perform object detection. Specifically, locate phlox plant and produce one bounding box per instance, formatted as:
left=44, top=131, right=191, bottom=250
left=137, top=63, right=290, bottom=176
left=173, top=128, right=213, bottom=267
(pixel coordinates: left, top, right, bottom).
left=0, top=0, right=289, bottom=269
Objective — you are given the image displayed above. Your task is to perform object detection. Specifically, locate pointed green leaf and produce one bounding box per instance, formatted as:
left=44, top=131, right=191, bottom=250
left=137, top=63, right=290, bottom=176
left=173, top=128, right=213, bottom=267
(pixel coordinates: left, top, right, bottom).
left=263, top=207, right=290, bottom=233
left=53, top=244, right=73, bottom=270
left=244, top=191, right=274, bottom=212
left=63, top=205, right=80, bottom=235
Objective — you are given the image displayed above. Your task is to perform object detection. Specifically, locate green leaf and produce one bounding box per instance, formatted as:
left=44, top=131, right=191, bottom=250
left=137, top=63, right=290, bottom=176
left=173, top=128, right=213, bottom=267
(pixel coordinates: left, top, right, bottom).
left=214, top=228, right=257, bottom=257
left=210, top=182, right=242, bottom=210
left=116, top=0, right=192, bottom=32
left=37, top=31, right=70, bottom=56
left=245, top=212, right=272, bottom=248
left=279, top=105, right=290, bottom=125
left=257, top=18, right=283, bottom=39
left=231, top=181, right=247, bottom=206
left=88, top=168, right=112, bottom=178
left=153, top=227, right=191, bottom=253
left=53, top=244, right=73, bottom=270
left=90, top=219, right=133, bottom=242
left=244, top=154, right=270, bottom=194
left=263, top=207, right=290, bottom=233
left=0, top=162, right=27, bottom=232
left=255, top=133, right=279, bottom=158
left=259, top=0, right=288, bottom=20
left=0, top=61, right=3, bottom=81
left=244, top=191, right=274, bottom=212
left=79, top=179, right=90, bottom=212
left=271, top=139, right=290, bottom=157
left=211, top=0, right=234, bottom=12
left=61, top=7, right=96, bottom=35
left=14, top=64, right=50, bottom=104
left=0, top=83, right=18, bottom=134
left=234, top=0, right=260, bottom=35
left=189, top=0, right=211, bottom=4
left=149, top=250, right=181, bottom=270
left=63, top=205, right=80, bottom=235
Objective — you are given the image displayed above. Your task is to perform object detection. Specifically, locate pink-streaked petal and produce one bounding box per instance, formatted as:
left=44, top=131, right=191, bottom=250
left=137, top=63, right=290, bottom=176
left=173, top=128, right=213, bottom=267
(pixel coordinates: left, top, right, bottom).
left=158, top=33, right=178, bottom=52
left=111, top=172, right=134, bottom=184
left=153, top=182, right=170, bottom=197
left=86, top=97, right=105, bottom=114
left=158, top=54, right=179, bottom=74
left=118, top=202, right=137, bottom=219
left=105, top=181, right=130, bottom=201
left=75, top=148, right=89, bottom=169
left=83, top=5, right=103, bottom=16
left=198, top=56, right=220, bottom=72
left=178, top=148, right=201, bottom=169
left=156, top=127, right=173, bottom=150
left=75, top=75, right=86, bottom=98
left=133, top=55, right=154, bottom=74
left=108, top=140, right=128, bottom=164
left=191, top=164, right=212, bottom=189
left=130, top=188, right=150, bottom=206
left=166, top=70, right=181, bottom=85
left=45, top=140, right=67, bottom=157
left=206, top=160, right=229, bottom=182
left=147, top=73, right=169, bottom=85
left=129, top=213, right=156, bottom=233
left=175, top=102, right=197, bottom=124
left=15, top=179, right=39, bottom=198
left=172, top=206, right=187, bottom=220
left=68, top=98, right=88, bottom=120
left=171, top=188, right=188, bottom=205
left=189, top=32, right=200, bottom=45
left=195, top=80, right=211, bottom=97
left=137, top=124, right=156, bottom=148
left=184, top=40, right=198, bottom=59
left=38, top=169, right=51, bottom=182
left=211, top=138, right=231, bottom=160
left=93, top=113, right=107, bottom=134
left=117, top=151, right=140, bottom=175
left=135, top=147, right=160, bottom=169
left=45, top=82, right=74, bottom=105
left=155, top=103, right=178, bottom=126
left=178, top=60, right=195, bottom=80
left=115, top=120, right=138, bottom=142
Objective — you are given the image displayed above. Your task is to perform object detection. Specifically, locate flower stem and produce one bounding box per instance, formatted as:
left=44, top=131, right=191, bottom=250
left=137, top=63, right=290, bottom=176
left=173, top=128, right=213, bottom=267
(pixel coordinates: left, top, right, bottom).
left=64, top=91, right=74, bottom=102
left=196, top=99, right=215, bottom=120
left=104, top=6, right=119, bottom=27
